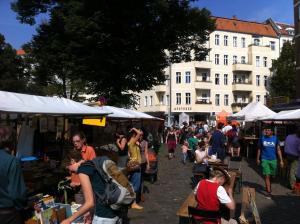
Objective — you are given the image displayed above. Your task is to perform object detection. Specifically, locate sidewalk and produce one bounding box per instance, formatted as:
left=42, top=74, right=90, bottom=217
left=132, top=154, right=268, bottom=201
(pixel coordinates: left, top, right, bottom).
left=128, top=145, right=300, bottom=224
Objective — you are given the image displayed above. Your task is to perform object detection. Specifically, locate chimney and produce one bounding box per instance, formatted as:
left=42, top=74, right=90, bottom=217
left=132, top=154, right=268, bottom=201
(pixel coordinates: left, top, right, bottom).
left=232, top=15, right=237, bottom=20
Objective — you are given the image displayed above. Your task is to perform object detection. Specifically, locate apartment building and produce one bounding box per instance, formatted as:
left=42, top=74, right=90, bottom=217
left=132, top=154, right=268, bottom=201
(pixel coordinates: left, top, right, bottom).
left=136, top=16, right=293, bottom=122
left=294, top=0, right=300, bottom=99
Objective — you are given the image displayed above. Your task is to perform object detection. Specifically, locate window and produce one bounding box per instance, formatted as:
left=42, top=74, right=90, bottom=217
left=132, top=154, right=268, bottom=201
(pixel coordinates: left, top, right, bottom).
left=241, top=37, right=246, bottom=48
left=215, top=54, right=220, bottom=65
left=224, top=35, right=228, bottom=46
left=215, top=94, right=220, bottom=106
left=224, top=55, right=228, bottom=65
left=233, top=55, right=237, bottom=64
left=176, top=93, right=181, bottom=105
left=144, top=96, right=148, bottom=106
left=166, top=95, right=169, bottom=106
left=233, top=74, right=237, bottom=83
left=165, top=75, right=170, bottom=86
left=159, top=95, right=164, bottom=105
left=224, top=94, right=229, bottom=106
left=224, top=74, right=228, bottom=85
left=241, top=56, right=246, bottom=64
left=215, top=34, right=220, bottom=45
left=176, top=72, right=181, bottom=83
left=202, top=73, right=209, bottom=82
left=233, top=36, right=237, bottom=47
left=264, top=95, right=267, bottom=105
left=254, top=38, right=260, bottom=46
left=263, top=57, right=267, bottom=67
left=256, top=56, right=260, bottom=67
left=256, top=95, right=260, bottom=102
left=264, top=76, right=268, bottom=87
left=256, top=75, right=260, bottom=86
left=215, top=74, right=220, bottom=85
left=149, top=96, right=153, bottom=106
left=185, top=93, right=191, bottom=105
left=270, top=41, right=275, bottom=51
left=185, top=71, right=191, bottom=83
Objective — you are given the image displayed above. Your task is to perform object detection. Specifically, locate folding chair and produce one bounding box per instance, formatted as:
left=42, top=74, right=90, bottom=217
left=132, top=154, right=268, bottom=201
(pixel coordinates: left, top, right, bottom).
left=188, top=206, right=221, bottom=224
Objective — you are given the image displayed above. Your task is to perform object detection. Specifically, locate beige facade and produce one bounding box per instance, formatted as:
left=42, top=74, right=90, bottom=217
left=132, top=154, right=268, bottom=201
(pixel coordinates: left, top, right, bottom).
left=136, top=17, right=290, bottom=120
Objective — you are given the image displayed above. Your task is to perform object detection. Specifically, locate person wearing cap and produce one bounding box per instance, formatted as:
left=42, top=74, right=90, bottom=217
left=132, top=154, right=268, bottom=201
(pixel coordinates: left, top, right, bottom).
left=257, top=126, right=284, bottom=197
left=194, top=168, right=235, bottom=224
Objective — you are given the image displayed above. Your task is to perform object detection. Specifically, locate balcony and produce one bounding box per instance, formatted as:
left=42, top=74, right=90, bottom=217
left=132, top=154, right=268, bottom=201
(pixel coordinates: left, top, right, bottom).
left=231, top=102, right=249, bottom=112
left=153, top=85, right=167, bottom=92
left=195, top=80, right=213, bottom=90
left=232, top=63, right=252, bottom=71
left=232, top=81, right=253, bottom=92
left=195, top=98, right=212, bottom=104
left=194, top=60, right=212, bottom=69
left=231, top=102, right=248, bottom=107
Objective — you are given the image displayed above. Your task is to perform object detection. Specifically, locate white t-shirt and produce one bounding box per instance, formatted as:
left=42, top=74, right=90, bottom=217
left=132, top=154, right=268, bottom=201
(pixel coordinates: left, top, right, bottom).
left=195, top=149, right=207, bottom=163
left=194, top=180, right=231, bottom=204
left=203, top=124, right=209, bottom=132
left=222, top=125, right=232, bottom=134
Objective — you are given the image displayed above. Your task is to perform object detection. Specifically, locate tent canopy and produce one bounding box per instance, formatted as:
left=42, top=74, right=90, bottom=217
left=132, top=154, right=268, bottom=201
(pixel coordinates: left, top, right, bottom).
left=231, top=102, right=276, bottom=121
left=0, top=91, right=109, bottom=116
left=265, top=109, right=300, bottom=120
left=97, top=106, right=162, bottom=120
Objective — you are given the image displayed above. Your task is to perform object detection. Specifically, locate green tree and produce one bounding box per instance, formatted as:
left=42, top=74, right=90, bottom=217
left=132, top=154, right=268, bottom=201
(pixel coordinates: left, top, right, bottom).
left=0, top=34, right=28, bottom=92
left=270, top=41, right=296, bottom=99
left=12, top=0, right=215, bottom=105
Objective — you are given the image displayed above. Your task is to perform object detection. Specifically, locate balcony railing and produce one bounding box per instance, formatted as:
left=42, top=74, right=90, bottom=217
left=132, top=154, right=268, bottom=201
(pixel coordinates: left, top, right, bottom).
left=195, top=99, right=212, bottom=104
left=231, top=102, right=248, bottom=107
left=232, top=80, right=252, bottom=85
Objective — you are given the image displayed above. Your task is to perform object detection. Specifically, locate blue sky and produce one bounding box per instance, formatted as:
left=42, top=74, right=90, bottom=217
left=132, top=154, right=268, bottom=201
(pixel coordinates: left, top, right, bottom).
left=0, top=0, right=294, bottom=49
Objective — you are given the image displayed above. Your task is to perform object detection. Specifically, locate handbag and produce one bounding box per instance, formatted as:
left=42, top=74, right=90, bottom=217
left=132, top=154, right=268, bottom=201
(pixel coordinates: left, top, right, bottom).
left=127, top=160, right=141, bottom=172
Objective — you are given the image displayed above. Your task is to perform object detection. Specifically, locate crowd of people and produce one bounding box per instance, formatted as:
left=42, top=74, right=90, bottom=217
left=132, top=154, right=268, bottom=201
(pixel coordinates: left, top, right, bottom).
left=2, top=119, right=300, bottom=224
left=165, top=121, right=241, bottom=165
left=62, top=127, right=158, bottom=224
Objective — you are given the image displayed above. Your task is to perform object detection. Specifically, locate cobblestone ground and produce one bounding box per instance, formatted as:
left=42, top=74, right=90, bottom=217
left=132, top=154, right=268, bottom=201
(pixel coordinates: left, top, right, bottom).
left=128, top=145, right=300, bottom=224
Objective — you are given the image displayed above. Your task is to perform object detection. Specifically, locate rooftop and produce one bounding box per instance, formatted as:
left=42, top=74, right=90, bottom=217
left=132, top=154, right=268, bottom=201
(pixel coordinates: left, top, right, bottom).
left=213, top=16, right=278, bottom=38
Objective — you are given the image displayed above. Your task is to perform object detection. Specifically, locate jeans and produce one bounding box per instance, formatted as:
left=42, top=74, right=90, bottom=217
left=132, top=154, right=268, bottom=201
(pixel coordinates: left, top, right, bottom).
left=182, top=152, right=187, bottom=163
left=130, top=170, right=141, bottom=193
left=92, top=215, right=121, bottom=224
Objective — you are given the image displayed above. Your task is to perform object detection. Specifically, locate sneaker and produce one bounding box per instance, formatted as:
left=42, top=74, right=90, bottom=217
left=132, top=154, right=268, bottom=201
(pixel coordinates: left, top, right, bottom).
left=265, top=192, right=272, bottom=199
left=131, top=202, right=143, bottom=210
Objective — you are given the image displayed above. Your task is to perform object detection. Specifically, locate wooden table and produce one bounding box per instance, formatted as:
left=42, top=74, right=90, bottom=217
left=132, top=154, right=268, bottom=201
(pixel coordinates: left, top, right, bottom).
left=208, top=161, right=229, bottom=170
left=177, top=171, right=237, bottom=223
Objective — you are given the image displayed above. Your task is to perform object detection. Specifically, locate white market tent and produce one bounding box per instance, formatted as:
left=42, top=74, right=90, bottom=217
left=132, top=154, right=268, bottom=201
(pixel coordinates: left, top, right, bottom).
left=0, top=90, right=109, bottom=116
left=231, top=102, right=276, bottom=121
left=96, top=106, right=162, bottom=120
left=267, top=109, right=300, bottom=120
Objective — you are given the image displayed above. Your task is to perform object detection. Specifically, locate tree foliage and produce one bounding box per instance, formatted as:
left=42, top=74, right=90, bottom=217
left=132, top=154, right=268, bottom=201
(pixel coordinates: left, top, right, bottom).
left=0, top=34, right=28, bottom=92
left=12, top=0, right=215, bottom=105
left=270, top=41, right=296, bottom=99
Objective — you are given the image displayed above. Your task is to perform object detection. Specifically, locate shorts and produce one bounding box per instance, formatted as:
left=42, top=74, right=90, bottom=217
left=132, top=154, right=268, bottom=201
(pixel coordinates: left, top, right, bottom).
left=261, top=159, right=277, bottom=176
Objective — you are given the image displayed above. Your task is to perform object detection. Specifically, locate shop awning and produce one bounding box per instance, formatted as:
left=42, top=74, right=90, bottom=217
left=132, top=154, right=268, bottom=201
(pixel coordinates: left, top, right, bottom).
left=0, top=90, right=110, bottom=116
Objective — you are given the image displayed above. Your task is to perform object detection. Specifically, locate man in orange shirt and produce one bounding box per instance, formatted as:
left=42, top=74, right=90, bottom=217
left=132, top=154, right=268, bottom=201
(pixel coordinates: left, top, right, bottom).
left=72, top=132, right=96, bottom=161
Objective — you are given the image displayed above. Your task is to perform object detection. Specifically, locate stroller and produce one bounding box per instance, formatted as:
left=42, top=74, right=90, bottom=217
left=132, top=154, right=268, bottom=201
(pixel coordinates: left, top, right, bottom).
left=144, top=149, right=158, bottom=184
